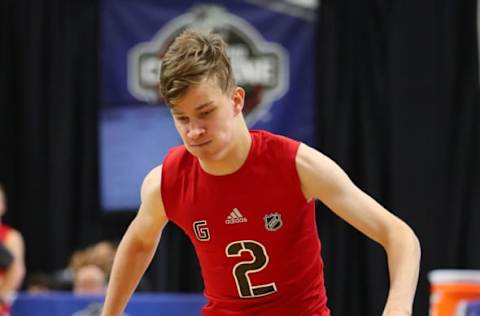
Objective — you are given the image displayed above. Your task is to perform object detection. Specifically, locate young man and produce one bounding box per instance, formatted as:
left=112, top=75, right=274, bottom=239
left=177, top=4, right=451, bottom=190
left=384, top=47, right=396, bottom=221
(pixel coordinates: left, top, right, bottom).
left=0, top=184, right=26, bottom=315
left=101, top=30, right=420, bottom=316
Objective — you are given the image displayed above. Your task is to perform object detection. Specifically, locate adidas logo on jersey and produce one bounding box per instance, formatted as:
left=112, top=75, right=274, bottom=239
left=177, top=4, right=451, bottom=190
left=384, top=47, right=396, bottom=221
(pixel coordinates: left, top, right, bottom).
left=225, top=208, right=248, bottom=224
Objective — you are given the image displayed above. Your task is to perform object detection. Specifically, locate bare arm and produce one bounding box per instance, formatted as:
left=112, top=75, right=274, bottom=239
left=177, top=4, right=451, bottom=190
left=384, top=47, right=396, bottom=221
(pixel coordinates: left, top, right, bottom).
left=101, top=165, right=168, bottom=316
left=0, top=230, right=25, bottom=300
left=296, top=143, right=420, bottom=316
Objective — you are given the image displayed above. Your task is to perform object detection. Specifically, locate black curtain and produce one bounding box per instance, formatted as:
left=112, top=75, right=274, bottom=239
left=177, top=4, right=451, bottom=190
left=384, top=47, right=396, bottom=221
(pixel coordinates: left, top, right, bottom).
left=318, top=0, right=480, bottom=315
left=0, top=1, right=479, bottom=316
left=0, top=0, right=102, bottom=271
left=0, top=0, right=204, bottom=293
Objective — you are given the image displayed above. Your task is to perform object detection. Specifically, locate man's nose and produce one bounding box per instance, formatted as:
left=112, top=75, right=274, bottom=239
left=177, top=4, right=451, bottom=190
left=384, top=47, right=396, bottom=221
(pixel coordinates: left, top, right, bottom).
left=186, top=120, right=205, bottom=139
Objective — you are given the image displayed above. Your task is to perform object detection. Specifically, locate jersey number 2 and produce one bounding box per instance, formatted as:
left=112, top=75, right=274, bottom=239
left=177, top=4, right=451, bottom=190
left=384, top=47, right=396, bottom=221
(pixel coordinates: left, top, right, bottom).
left=226, top=240, right=277, bottom=298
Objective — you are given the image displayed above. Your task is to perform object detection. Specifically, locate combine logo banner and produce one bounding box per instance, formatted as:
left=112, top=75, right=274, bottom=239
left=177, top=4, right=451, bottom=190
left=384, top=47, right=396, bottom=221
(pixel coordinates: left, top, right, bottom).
left=128, top=5, right=288, bottom=126
left=100, top=0, right=318, bottom=211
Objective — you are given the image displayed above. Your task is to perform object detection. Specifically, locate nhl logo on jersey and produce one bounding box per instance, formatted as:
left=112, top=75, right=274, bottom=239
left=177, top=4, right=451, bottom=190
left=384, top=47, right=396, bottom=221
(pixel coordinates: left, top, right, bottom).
left=264, top=212, right=283, bottom=231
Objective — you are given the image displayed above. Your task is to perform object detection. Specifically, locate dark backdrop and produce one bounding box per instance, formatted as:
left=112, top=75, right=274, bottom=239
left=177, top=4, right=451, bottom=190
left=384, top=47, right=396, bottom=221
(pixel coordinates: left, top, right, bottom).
left=0, top=0, right=479, bottom=315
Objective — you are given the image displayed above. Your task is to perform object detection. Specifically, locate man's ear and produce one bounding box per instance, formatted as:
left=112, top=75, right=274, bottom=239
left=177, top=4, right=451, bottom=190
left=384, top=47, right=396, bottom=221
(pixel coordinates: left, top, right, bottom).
left=231, top=86, right=245, bottom=116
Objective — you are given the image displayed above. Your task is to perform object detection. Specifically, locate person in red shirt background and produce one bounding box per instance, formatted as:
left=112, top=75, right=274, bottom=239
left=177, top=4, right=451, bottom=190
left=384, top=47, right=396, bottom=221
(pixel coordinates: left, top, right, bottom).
left=101, top=30, right=421, bottom=316
left=0, top=184, right=25, bottom=315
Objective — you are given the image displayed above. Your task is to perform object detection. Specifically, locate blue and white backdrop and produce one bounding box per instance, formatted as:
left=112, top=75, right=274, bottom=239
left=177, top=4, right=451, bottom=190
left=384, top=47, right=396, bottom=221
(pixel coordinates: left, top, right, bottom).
left=100, top=0, right=319, bottom=211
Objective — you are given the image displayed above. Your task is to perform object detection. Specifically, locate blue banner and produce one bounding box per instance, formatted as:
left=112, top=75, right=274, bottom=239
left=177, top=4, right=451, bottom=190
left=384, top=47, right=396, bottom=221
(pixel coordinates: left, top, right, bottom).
left=11, top=292, right=206, bottom=316
left=100, top=0, right=318, bottom=211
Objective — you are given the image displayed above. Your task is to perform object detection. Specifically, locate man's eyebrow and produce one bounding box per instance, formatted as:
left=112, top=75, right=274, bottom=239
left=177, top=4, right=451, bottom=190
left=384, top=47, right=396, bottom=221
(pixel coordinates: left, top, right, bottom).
left=195, top=101, right=214, bottom=111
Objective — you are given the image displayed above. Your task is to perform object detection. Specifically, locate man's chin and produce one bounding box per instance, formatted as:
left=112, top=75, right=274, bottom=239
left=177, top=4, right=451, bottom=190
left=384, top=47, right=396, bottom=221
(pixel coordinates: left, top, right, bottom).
left=186, top=146, right=222, bottom=161
left=186, top=146, right=208, bottom=158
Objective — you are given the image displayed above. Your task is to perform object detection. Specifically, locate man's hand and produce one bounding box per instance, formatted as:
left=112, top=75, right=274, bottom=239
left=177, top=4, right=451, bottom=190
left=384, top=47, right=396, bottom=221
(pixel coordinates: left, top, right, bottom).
left=382, top=306, right=411, bottom=316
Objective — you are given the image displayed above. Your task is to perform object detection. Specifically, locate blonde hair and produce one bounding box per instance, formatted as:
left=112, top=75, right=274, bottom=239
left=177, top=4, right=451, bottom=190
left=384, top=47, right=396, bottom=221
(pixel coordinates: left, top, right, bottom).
left=159, top=30, right=235, bottom=106
left=69, top=241, right=116, bottom=276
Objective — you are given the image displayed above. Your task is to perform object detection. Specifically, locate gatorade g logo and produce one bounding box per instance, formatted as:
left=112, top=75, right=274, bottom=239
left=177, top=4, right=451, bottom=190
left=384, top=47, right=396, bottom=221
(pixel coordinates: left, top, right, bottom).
left=193, top=220, right=210, bottom=241
left=128, top=4, right=289, bottom=126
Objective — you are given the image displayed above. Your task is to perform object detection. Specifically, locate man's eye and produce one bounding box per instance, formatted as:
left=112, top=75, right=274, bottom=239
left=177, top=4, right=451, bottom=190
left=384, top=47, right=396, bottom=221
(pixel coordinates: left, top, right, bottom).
left=176, top=117, right=189, bottom=123
left=199, top=109, right=214, bottom=118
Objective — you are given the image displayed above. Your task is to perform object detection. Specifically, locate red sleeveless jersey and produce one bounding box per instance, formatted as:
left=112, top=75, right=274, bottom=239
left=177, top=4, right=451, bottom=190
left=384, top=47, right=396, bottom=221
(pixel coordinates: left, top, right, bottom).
left=161, top=130, right=330, bottom=316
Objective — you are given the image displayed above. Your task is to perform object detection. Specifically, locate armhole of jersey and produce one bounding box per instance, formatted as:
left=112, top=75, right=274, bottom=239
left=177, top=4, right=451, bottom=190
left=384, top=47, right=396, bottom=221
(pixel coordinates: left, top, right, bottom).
left=161, top=150, right=173, bottom=220
left=290, top=141, right=311, bottom=204
left=272, top=135, right=310, bottom=205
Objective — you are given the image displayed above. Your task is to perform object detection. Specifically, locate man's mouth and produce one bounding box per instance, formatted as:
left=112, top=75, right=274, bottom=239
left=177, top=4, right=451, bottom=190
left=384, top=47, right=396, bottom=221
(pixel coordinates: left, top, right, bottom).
left=190, top=140, right=212, bottom=147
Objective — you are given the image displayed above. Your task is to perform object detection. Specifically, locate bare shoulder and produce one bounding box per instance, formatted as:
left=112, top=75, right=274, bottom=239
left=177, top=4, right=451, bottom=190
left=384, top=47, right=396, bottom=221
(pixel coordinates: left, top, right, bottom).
left=295, top=143, right=353, bottom=201
left=139, top=164, right=166, bottom=219
left=295, top=143, right=334, bottom=171
left=5, top=229, right=24, bottom=244
left=124, top=164, right=168, bottom=245
left=4, top=228, right=25, bottom=256
left=141, top=165, right=163, bottom=199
